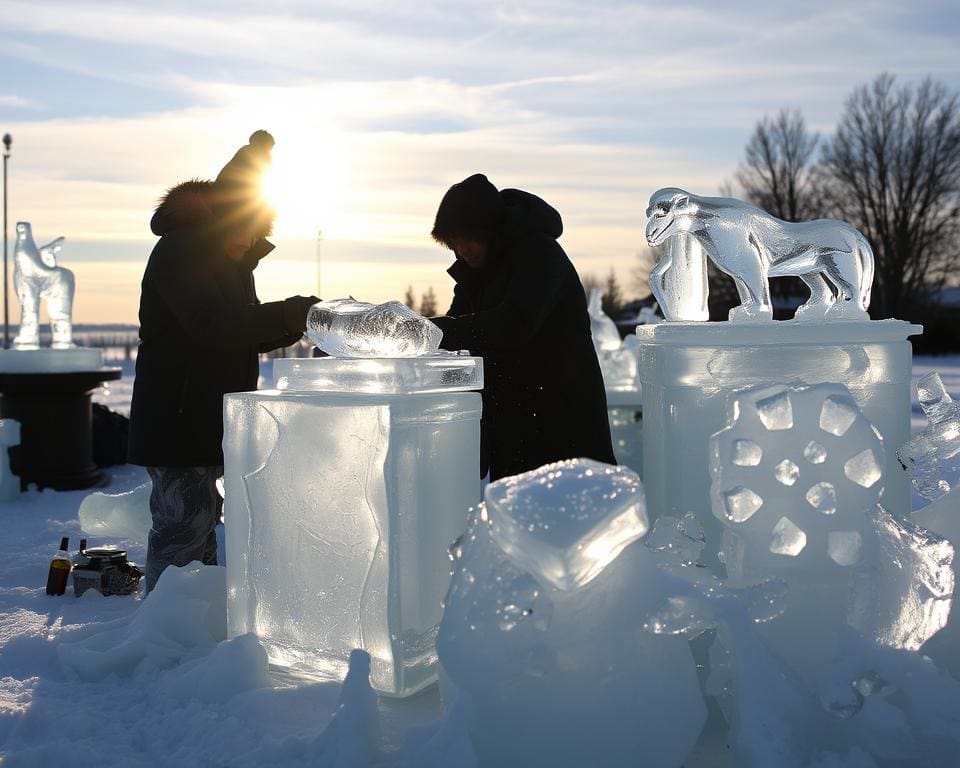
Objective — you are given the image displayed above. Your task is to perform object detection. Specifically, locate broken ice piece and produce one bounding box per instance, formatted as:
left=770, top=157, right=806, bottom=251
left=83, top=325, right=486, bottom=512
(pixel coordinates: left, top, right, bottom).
left=484, top=459, right=648, bottom=591
left=898, top=372, right=960, bottom=501
left=306, top=298, right=443, bottom=358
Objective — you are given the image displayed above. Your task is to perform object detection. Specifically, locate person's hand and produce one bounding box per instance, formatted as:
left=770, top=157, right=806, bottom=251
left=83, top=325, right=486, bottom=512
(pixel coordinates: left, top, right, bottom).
left=282, top=295, right=321, bottom=333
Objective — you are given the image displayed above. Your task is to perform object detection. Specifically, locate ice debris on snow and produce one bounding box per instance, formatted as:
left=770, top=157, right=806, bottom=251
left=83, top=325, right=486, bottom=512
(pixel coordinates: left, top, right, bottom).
left=306, top=298, right=442, bottom=357
left=898, top=371, right=960, bottom=501
left=78, top=481, right=152, bottom=544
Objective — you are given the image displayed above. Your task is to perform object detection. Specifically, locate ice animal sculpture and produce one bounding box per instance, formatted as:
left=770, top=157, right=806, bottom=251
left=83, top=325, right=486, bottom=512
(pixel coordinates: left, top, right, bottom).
left=306, top=298, right=442, bottom=357
left=0, top=418, right=20, bottom=501
left=898, top=372, right=960, bottom=501
left=645, top=189, right=874, bottom=322
left=12, top=222, right=75, bottom=349
left=437, top=459, right=708, bottom=768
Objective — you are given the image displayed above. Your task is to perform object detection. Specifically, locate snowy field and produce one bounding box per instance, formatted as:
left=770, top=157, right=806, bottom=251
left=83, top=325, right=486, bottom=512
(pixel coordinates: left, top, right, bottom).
left=0, top=355, right=957, bottom=766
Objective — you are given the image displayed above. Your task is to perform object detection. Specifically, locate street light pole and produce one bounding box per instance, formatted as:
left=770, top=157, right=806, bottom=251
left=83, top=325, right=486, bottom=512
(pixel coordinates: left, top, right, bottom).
left=316, top=228, right=323, bottom=298
left=2, top=133, right=11, bottom=350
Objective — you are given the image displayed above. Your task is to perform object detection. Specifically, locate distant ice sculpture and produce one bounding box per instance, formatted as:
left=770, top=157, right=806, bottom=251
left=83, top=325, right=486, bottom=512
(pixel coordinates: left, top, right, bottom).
left=437, top=459, right=707, bottom=768
left=645, top=189, right=874, bottom=322
left=898, top=372, right=960, bottom=501
left=587, top=288, right=621, bottom=351
left=12, top=222, right=75, bottom=348
left=0, top=419, right=20, bottom=501
left=306, top=298, right=442, bottom=357
left=587, top=289, right=641, bottom=393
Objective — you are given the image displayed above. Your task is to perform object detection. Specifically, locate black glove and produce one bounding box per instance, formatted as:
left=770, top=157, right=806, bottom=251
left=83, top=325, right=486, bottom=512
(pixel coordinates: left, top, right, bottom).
left=282, top=295, right=321, bottom=334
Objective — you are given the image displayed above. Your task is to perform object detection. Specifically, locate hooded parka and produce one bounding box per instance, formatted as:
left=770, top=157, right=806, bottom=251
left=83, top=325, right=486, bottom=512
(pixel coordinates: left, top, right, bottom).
left=431, top=182, right=616, bottom=480
left=128, top=180, right=303, bottom=467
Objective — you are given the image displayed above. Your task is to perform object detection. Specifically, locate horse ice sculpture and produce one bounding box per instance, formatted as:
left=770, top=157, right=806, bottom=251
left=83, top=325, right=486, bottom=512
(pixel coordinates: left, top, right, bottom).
left=12, top=222, right=75, bottom=349
left=645, top=189, right=874, bottom=322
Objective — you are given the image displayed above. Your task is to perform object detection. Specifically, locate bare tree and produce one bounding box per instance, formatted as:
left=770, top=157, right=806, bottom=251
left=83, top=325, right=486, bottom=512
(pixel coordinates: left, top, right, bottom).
left=403, top=284, right=416, bottom=309
left=820, top=74, right=960, bottom=317
left=736, top=108, right=820, bottom=222
left=631, top=246, right=659, bottom=295
left=602, top=269, right=624, bottom=316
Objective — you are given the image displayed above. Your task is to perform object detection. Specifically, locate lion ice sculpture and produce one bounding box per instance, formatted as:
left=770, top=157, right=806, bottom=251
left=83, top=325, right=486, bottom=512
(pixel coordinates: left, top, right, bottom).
left=646, top=189, right=874, bottom=322
left=12, top=222, right=75, bottom=349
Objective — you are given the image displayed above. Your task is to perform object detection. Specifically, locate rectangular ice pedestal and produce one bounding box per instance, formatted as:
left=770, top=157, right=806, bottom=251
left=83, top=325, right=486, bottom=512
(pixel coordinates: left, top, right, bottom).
left=223, top=356, right=483, bottom=697
left=607, top=389, right=643, bottom=477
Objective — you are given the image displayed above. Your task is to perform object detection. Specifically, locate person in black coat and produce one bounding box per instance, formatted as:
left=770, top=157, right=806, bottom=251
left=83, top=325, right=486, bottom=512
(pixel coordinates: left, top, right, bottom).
left=430, top=173, right=616, bottom=481
left=128, top=131, right=318, bottom=591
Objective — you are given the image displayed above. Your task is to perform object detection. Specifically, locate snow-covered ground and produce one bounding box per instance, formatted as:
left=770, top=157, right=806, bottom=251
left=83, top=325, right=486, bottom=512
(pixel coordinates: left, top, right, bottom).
left=1, top=355, right=957, bottom=767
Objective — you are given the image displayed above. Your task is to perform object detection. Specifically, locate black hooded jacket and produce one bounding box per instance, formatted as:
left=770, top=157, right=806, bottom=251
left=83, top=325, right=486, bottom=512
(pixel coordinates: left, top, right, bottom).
left=128, top=180, right=302, bottom=467
left=432, top=189, right=616, bottom=480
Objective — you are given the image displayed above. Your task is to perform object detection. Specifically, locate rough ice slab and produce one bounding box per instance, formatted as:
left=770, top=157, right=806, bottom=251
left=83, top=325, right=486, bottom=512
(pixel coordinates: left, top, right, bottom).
left=484, top=459, right=648, bottom=591
left=78, top=481, right=152, bottom=544
left=438, top=463, right=706, bottom=768
left=274, top=354, right=483, bottom=394
left=898, top=371, right=960, bottom=501
left=306, top=298, right=442, bottom=358
left=0, top=347, right=103, bottom=372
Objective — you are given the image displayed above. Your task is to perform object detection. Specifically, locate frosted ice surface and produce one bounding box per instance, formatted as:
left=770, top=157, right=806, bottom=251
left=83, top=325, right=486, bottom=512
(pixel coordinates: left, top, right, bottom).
left=732, top=439, right=763, bottom=467
left=645, top=188, right=874, bottom=322
left=644, top=512, right=705, bottom=566
left=484, top=459, right=648, bottom=591
left=587, top=288, right=622, bottom=352
left=306, top=298, right=442, bottom=358
left=712, top=383, right=885, bottom=573
left=898, top=372, right=960, bottom=501
left=770, top=516, right=806, bottom=556
left=12, top=222, right=75, bottom=349
left=78, top=481, right=152, bottom=544
left=828, top=531, right=862, bottom=566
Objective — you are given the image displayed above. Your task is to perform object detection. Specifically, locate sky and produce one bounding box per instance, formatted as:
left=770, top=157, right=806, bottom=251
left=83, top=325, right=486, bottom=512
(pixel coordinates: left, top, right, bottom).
left=1, top=0, right=959, bottom=324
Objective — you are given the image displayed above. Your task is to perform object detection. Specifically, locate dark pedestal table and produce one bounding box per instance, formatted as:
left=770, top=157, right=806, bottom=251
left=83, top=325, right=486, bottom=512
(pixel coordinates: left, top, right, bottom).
left=0, top=368, right=122, bottom=491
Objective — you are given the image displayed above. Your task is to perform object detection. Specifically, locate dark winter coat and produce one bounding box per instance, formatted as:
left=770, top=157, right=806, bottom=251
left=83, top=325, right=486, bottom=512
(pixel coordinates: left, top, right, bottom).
left=128, top=181, right=302, bottom=467
left=432, top=189, right=616, bottom=480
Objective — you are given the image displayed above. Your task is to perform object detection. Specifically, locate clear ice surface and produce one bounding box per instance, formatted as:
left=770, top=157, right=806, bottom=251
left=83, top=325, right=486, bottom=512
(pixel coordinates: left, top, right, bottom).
left=898, top=371, right=960, bottom=501
left=484, top=459, right=649, bottom=591
left=437, top=460, right=707, bottom=768
left=12, top=222, right=75, bottom=348
left=646, top=189, right=874, bottom=322
left=306, top=298, right=442, bottom=358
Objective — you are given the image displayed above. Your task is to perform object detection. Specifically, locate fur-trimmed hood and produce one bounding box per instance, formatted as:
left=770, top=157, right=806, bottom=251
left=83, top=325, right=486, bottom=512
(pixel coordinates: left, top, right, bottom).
left=150, top=179, right=217, bottom=237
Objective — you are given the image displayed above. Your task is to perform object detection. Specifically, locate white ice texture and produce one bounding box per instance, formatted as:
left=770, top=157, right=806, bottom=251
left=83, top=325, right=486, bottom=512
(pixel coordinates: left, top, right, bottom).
left=306, top=298, right=443, bottom=358
left=223, top=385, right=481, bottom=697
left=12, top=221, right=75, bottom=348
left=0, top=418, right=20, bottom=501
left=484, top=459, right=648, bottom=591
left=78, top=481, right=152, bottom=544
left=898, top=371, right=960, bottom=501
left=646, top=189, right=874, bottom=322
left=437, top=459, right=707, bottom=768
left=587, top=289, right=641, bottom=392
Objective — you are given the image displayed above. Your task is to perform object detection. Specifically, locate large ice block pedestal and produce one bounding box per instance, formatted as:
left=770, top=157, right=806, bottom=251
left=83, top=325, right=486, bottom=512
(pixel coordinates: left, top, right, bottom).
left=638, top=320, right=920, bottom=570
left=223, top=355, right=483, bottom=697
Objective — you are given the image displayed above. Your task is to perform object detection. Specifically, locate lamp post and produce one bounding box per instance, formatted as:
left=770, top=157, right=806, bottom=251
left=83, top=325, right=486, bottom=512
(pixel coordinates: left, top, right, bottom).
left=316, top=228, right=323, bottom=298
left=2, top=133, right=11, bottom=350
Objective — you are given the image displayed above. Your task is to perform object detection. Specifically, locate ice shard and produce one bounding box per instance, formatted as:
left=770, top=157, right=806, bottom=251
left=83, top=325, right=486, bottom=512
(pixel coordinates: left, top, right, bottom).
left=898, top=372, right=960, bottom=501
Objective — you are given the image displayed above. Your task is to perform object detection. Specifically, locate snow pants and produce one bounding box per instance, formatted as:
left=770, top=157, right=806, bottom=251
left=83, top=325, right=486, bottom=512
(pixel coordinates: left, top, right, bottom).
left=145, top=466, right=222, bottom=592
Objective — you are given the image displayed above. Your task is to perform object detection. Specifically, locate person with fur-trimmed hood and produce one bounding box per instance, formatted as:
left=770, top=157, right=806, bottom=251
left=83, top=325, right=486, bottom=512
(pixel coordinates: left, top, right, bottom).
left=129, top=130, right=319, bottom=592
left=430, top=173, right=616, bottom=481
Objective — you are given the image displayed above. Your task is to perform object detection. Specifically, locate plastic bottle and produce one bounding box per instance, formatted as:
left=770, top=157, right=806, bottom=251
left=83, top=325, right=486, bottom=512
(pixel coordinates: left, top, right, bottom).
left=45, top=536, right=71, bottom=596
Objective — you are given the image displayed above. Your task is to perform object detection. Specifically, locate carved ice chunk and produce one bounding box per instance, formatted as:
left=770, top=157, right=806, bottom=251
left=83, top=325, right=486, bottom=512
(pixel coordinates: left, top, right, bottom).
left=806, top=482, right=838, bottom=515
left=645, top=188, right=873, bottom=323
left=770, top=516, right=806, bottom=556
left=587, top=288, right=622, bottom=352
left=721, top=486, right=764, bottom=523
left=12, top=222, right=75, bottom=349
left=774, top=459, right=799, bottom=486
left=756, top=391, right=793, bottom=430
left=306, top=298, right=442, bottom=358
left=732, top=439, right=763, bottom=467
left=437, top=462, right=707, bottom=768
left=898, top=372, right=960, bottom=501
left=804, top=440, right=828, bottom=464
left=844, top=449, right=882, bottom=488
left=78, top=482, right=152, bottom=543
left=820, top=395, right=859, bottom=437
left=484, top=459, right=648, bottom=591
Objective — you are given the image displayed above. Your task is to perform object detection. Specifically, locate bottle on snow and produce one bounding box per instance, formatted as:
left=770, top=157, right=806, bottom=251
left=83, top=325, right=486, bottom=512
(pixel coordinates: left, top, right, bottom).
left=45, top=536, right=72, bottom=596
